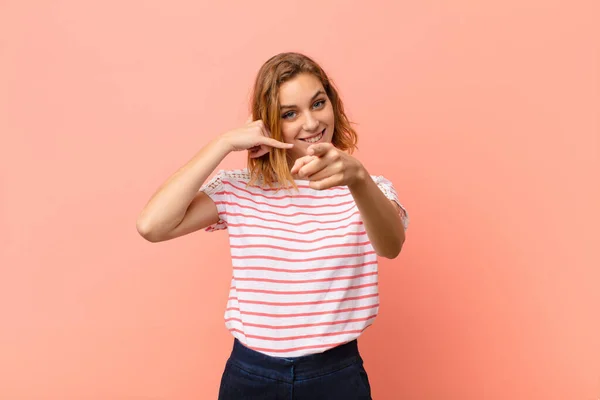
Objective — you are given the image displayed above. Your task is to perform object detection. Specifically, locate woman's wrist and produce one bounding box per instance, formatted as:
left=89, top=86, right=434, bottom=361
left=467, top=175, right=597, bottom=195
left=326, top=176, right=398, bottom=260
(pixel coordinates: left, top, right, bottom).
left=348, top=163, right=369, bottom=190
left=212, top=134, right=234, bottom=156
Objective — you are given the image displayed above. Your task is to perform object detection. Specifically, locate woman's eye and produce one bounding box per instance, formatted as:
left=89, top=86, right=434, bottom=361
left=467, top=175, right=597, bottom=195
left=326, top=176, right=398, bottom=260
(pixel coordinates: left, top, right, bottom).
left=282, top=101, right=325, bottom=119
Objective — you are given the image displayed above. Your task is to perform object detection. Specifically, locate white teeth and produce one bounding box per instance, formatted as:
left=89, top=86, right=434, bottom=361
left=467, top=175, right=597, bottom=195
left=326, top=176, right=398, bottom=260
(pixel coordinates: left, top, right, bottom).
left=303, top=131, right=324, bottom=143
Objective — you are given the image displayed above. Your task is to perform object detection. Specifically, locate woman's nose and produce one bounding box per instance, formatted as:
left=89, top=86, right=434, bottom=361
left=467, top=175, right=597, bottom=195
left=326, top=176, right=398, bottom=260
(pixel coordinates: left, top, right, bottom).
left=302, top=112, right=319, bottom=132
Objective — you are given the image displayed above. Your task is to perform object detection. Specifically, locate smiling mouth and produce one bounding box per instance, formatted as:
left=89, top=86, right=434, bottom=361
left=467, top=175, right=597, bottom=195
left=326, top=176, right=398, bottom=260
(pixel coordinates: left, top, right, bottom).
left=299, top=128, right=325, bottom=143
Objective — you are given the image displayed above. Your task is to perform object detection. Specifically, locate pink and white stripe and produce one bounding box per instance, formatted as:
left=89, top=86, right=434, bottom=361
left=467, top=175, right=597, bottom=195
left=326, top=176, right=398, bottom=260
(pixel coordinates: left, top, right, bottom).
left=200, top=169, right=408, bottom=357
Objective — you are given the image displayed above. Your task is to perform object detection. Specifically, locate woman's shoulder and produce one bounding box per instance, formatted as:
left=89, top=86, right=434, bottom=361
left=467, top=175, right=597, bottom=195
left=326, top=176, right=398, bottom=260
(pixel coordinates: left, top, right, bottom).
left=201, top=168, right=252, bottom=194
left=218, top=168, right=252, bottom=182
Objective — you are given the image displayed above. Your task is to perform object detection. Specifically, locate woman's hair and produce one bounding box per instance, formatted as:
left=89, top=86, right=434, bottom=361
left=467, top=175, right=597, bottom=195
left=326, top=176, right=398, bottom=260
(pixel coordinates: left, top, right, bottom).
left=247, top=52, right=358, bottom=189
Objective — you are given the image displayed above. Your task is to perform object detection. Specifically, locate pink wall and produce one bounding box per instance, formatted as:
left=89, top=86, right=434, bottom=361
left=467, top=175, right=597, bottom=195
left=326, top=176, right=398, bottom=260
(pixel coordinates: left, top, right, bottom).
left=2, top=0, right=599, bottom=399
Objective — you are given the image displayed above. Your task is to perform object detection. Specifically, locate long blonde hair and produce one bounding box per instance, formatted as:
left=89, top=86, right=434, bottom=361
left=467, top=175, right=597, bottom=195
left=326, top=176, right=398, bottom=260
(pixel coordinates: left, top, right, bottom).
left=247, top=52, right=358, bottom=189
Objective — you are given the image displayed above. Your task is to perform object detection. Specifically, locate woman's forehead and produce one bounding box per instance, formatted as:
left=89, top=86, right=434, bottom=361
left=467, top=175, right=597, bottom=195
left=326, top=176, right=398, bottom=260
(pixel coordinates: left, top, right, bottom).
left=278, top=74, right=325, bottom=105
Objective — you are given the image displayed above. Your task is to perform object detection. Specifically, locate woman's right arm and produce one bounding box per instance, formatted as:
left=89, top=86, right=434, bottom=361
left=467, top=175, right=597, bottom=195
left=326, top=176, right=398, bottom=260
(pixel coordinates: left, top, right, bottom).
left=135, top=136, right=232, bottom=242
left=135, top=120, right=293, bottom=242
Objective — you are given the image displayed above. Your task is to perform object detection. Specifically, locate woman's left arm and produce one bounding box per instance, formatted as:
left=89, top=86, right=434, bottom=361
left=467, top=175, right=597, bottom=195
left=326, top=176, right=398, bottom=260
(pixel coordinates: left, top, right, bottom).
left=347, top=170, right=406, bottom=259
left=291, top=143, right=406, bottom=259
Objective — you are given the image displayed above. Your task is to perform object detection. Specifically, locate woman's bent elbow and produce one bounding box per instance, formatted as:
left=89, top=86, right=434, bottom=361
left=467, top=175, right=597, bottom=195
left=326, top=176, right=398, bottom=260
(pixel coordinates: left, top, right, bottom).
left=136, top=218, right=162, bottom=242
left=376, top=237, right=405, bottom=259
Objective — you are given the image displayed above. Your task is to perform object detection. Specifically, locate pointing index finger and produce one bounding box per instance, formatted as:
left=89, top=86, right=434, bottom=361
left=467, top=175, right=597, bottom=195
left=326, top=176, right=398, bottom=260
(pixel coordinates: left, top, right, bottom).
left=307, top=143, right=330, bottom=156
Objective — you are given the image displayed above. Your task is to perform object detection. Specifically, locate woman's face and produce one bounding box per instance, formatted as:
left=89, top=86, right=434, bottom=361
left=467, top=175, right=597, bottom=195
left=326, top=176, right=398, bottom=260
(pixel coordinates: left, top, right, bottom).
left=277, top=73, right=335, bottom=165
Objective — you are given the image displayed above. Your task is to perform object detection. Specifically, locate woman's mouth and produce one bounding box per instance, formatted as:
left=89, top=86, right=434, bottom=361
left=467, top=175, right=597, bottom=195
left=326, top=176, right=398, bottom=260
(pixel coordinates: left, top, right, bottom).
left=300, top=128, right=325, bottom=144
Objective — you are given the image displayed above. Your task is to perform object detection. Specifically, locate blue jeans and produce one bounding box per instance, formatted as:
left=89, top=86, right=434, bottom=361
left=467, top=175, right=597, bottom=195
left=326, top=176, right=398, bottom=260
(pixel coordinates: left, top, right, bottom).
left=218, top=338, right=372, bottom=399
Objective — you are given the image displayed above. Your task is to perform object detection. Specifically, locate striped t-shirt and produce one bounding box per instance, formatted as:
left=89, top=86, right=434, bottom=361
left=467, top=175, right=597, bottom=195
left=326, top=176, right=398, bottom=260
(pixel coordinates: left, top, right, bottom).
left=200, top=168, right=409, bottom=357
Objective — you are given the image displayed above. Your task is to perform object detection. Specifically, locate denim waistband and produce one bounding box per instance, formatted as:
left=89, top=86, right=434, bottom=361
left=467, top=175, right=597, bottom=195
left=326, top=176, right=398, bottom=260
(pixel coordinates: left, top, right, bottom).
left=226, top=338, right=363, bottom=383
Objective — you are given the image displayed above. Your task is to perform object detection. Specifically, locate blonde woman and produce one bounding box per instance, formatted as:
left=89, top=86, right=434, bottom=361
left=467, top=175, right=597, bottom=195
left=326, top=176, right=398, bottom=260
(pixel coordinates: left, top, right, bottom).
left=137, top=52, right=409, bottom=399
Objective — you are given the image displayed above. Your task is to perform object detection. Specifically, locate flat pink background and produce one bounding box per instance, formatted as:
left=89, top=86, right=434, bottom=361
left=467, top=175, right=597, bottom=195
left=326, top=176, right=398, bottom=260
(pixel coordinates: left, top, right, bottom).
left=1, top=1, right=599, bottom=399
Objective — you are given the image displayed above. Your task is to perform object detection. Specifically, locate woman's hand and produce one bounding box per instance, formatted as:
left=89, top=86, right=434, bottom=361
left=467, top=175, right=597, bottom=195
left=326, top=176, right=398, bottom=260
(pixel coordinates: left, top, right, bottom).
left=290, top=143, right=367, bottom=190
left=220, top=118, right=293, bottom=158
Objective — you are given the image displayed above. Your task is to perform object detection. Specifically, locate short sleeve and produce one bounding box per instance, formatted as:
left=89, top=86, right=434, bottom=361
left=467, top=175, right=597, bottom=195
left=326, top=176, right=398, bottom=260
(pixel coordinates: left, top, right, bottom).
left=372, top=175, right=410, bottom=230
left=199, top=170, right=228, bottom=232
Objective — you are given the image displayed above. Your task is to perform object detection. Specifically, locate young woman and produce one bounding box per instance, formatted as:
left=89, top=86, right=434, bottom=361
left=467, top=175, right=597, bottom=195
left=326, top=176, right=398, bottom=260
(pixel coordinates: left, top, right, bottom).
left=137, top=52, right=409, bottom=399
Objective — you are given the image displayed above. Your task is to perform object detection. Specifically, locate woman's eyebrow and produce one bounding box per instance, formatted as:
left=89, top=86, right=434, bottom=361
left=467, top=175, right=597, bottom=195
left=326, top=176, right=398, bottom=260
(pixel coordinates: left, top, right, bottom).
left=280, top=90, right=325, bottom=110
